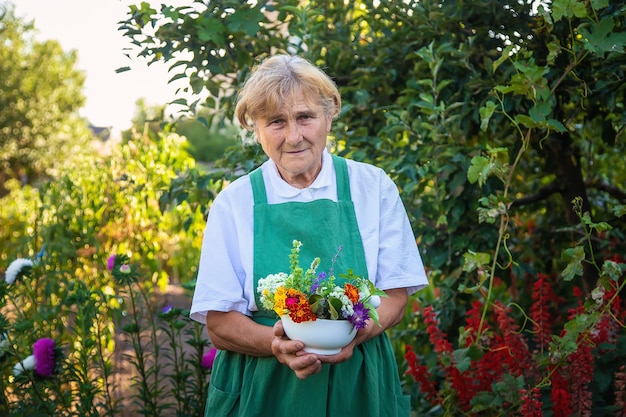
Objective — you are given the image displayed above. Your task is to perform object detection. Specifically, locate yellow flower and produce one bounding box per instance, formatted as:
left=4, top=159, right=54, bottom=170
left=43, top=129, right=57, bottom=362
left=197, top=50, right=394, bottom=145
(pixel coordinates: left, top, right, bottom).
left=273, top=286, right=287, bottom=315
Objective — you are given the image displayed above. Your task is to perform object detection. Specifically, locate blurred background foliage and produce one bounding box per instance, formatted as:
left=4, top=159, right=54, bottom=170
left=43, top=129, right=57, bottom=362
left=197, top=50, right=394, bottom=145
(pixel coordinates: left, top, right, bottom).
left=1, top=0, right=625, bottom=415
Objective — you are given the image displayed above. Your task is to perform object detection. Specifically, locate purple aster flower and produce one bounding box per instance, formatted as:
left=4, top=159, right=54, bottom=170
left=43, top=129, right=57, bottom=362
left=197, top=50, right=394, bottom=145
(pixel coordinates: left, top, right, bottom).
left=348, top=302, right=370, bottom=330
left=310, top=272, right=326, bottom=293
left=32, top=338, right=56, bottom=377
left=201, top=347, right=218, bottom=369
left=106, top=254, right=116, bottom=271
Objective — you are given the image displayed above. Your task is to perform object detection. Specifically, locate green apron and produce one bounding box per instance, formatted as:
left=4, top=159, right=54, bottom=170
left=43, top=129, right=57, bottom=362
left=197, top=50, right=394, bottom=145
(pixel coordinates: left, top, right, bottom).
left=205, top=155, right=410, bottom=417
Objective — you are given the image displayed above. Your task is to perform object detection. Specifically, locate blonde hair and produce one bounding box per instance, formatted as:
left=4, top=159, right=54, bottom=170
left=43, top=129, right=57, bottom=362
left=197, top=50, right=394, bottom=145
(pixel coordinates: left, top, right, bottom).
left=234, top=55, right=341, bottom=130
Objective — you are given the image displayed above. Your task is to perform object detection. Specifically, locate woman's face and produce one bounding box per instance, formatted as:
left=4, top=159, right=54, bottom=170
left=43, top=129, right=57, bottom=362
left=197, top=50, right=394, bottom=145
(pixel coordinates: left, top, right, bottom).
left=254, top=95, right=332, bottom=189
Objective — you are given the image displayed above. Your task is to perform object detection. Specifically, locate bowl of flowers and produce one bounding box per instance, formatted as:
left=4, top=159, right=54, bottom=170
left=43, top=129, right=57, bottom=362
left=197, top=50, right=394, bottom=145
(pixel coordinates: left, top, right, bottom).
left=257, top=240, right=386, bottom=355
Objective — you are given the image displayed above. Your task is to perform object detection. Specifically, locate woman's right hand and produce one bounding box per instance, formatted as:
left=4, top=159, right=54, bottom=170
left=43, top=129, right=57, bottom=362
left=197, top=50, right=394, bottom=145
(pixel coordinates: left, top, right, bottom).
left=271, top=320, right=322, bottom=380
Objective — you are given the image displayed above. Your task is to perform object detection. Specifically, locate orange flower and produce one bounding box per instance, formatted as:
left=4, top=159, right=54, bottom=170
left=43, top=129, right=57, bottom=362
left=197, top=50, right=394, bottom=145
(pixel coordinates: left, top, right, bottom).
left=285, top=289, right=316, bottom=323
left=344, top=283, right=360, bottom=304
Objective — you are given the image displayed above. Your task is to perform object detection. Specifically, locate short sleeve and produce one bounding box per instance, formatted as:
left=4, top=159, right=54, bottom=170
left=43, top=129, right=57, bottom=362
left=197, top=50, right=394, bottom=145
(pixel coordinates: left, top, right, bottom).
left=348, top=160, right=428, bottom=295
left=376, top=173, right=428, bottom=295
left=189, top=180, right=254, bottom=324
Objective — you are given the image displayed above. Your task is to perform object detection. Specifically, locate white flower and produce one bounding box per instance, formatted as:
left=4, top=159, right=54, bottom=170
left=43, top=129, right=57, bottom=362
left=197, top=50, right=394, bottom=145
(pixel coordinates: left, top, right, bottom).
left=329, top=286, right=352, bottom=316
left=13, top=355, right=36, bottom=376
left=257, top=273, right=289, bottom=310
left=5, top=258, right=34, bottom=284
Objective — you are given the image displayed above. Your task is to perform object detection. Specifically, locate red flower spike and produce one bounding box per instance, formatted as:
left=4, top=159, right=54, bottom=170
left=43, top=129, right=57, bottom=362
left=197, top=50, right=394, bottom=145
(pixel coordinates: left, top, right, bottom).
left=551, top=367, right=573, bottom=417
left=404, top=345, right=439, bottom=403
left=530, top=273, right=557, bottom=350
left=519, top=388, right=543, bottom=417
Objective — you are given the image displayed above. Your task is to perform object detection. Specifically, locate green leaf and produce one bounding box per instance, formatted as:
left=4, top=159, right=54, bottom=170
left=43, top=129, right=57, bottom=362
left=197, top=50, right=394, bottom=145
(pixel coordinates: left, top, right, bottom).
left=561, top=246, right=586, bottom=281
left=227, top=7, right=264, bottom=37
left=600, top=260, right=626, bottom=283
left=579, top=18, right=626, bottom=55
left=580, top=212, right=614, bottom=232
left=547, top=119, right=566, bottom=132
left=467, top=155, right=490, bottom=186
left=552, top=0, right=588, bottom=22
left=122, top=323, right=140, bottom=334
left=614, top=205, right=626, bottom=217
left=492, top=44, right=515, bottom=73
left=453, top=345, right=483, bottom=372
left=591, top=0, right=609, bottom=9
left=198, top=16, right=226, bottom=46
left=463, top=251, right=491, bottom=273
left=329, top=297, right=343, bottom=320
left=368, top=308, right=382, bottom=327
left=514, top=114, right=540, bottom=128
left=529, top=101, right=551, bottom=123
left=479, top=101, right=497, bottom=131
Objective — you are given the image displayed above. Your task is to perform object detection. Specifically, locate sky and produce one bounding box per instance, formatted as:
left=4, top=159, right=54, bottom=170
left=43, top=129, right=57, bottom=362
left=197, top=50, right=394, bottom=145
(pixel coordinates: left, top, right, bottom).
left=13, top=0, right=188, bottom=131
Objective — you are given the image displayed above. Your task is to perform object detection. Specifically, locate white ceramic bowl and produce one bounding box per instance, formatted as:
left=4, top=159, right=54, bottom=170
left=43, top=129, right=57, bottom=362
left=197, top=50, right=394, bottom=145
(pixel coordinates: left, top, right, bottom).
left=281, top=315, right=357, bottom=355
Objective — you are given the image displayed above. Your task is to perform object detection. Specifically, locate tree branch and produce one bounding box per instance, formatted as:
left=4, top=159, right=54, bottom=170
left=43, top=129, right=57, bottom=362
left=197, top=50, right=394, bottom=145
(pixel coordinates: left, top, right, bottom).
left=510, top=180, right=564, bottom=208
left=585, top=180, right=626, bottom=204
left=511, top=179, right=626, bottom=208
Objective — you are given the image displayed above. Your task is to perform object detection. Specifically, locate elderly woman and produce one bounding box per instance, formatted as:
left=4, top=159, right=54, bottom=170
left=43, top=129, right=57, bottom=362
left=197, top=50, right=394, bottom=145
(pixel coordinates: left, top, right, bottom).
left=190, top=54, right=428, bottom=417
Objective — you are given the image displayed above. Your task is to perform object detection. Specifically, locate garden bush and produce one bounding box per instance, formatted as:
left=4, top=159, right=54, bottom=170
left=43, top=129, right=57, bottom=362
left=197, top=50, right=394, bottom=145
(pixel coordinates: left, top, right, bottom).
left=0, top=130, right=216, bottom=416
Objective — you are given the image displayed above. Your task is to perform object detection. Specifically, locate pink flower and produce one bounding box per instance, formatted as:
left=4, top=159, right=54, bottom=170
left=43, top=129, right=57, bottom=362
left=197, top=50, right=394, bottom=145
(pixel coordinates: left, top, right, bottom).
left=285, top=297, right=298, bottom=307
left=201, top=347, right=218, bottom=369
left=106, top=254, right=116, bottom=271
left=119, top=264, right=131, bottom=274
left=32, top=338, right=55, bottom=377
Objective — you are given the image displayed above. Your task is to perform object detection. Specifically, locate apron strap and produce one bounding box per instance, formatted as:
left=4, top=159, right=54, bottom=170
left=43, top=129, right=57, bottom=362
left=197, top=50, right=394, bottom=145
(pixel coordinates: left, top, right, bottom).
left=331, top=154, right=352, bottom=202
left=249, top=167, right=267, bottom=204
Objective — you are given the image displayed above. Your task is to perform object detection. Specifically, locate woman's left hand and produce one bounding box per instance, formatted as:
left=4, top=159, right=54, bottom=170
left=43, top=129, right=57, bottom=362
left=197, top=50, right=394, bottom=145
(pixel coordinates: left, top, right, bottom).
left=271, top=320, right=323, bottom=379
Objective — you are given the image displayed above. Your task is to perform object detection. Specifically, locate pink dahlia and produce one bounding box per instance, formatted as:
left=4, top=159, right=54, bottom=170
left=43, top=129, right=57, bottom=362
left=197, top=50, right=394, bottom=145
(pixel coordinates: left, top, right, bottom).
left=32, top=338, right=56, bottom=377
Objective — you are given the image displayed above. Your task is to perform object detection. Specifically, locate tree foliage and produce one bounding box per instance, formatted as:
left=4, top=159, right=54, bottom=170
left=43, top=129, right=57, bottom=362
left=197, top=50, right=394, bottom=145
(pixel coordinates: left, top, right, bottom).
left=119, top=0, right=626, bottom=414
left=0, top=3, right=94, bottom=196
left=119, top=0, right=625, bottom=282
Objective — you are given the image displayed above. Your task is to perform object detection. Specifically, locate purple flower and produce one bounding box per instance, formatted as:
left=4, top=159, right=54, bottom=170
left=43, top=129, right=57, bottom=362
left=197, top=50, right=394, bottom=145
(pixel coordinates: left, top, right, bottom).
left=32, top=338, right=55, bottom=377
left=348, top=302, right=370, bottom=330
left=106, top=254, right=116, bottom=271
left=201, top=347, right=218, bottom=369
left=162, top=305, right=173, bottom=314
left=310, top=272, right=326, bottom=293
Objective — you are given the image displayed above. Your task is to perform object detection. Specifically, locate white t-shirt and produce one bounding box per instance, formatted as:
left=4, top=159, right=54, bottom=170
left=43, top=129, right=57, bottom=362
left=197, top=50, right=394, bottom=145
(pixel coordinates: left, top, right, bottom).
left=190, top=149, right=428, bottom=324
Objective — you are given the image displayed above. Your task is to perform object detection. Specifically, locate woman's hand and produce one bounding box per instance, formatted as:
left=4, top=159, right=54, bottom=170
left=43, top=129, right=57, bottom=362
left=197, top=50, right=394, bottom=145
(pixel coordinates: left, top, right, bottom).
left=271, top=320, right=322, bottom=379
